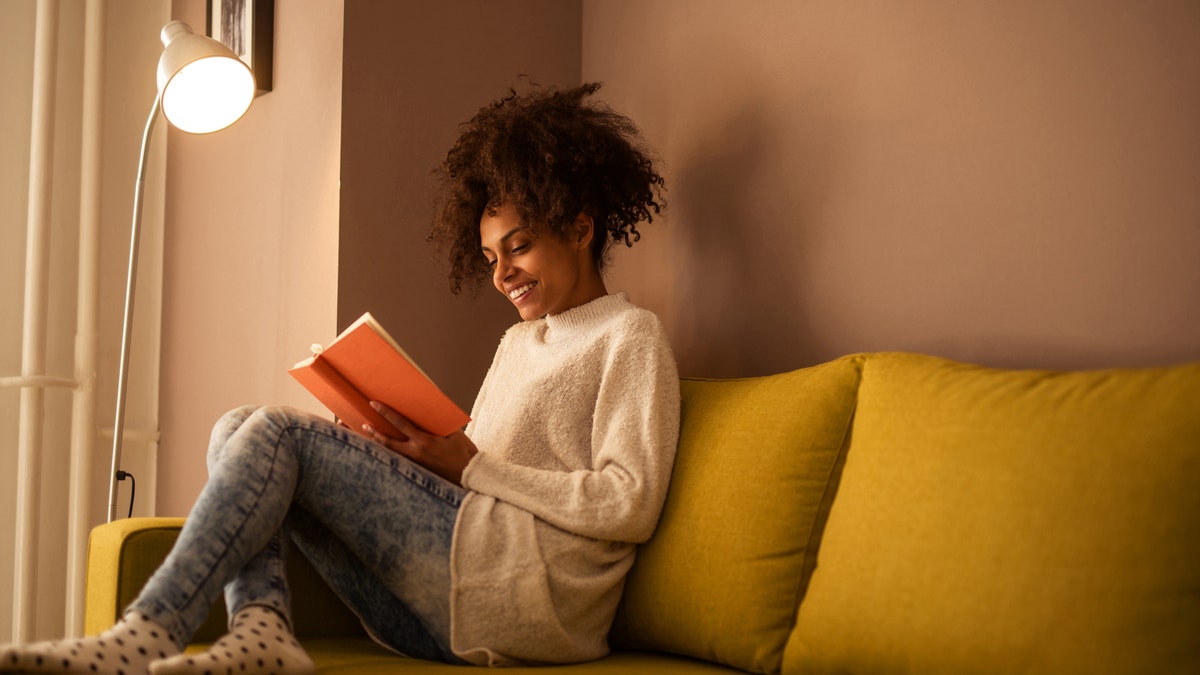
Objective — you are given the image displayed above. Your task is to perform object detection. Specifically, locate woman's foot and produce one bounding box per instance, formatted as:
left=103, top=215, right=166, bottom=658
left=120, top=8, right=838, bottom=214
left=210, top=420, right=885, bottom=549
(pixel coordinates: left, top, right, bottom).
left=0, top=611, right=179, bottom=675
left=149, top=606, right=313, bottom=675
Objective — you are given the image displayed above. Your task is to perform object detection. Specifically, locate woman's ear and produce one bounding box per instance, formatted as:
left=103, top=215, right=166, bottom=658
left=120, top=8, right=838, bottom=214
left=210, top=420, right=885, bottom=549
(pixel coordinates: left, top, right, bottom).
left=572, top=213, right=595, bottom=250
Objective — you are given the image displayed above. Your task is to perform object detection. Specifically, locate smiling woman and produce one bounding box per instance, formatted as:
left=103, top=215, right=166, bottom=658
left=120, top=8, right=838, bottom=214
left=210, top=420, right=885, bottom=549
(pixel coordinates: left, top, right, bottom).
left=416, top=83, right=679, bottom=664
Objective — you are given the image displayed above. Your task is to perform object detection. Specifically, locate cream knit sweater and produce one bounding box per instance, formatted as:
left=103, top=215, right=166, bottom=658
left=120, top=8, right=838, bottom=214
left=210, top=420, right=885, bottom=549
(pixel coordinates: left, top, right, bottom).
left=449, top=292, right=680, bottom=666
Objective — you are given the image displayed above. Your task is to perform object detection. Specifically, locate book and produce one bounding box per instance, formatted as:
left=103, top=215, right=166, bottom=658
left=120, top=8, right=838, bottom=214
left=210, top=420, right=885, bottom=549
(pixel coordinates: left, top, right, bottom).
left=289, top=312, right=470, bottom=439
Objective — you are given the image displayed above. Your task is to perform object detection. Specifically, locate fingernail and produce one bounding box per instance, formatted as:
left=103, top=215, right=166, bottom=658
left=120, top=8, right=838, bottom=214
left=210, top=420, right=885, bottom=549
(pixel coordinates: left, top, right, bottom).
left=369, top=401, right=381, bottom=411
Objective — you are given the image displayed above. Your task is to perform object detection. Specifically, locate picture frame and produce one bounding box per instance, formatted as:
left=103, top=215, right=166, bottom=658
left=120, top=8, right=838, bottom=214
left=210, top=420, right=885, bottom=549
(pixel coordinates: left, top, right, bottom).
left=206, top=0, right=274, bottom=94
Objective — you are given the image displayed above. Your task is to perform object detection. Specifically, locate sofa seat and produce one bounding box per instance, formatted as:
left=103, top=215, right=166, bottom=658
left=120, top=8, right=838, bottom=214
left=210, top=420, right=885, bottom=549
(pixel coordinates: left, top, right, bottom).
left=190, top=639, right=740, bottom=674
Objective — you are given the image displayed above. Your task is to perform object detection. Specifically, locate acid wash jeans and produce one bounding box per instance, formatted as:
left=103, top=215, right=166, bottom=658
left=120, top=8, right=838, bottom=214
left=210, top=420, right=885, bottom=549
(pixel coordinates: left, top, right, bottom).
left=130, top=405, right=466, bottom=663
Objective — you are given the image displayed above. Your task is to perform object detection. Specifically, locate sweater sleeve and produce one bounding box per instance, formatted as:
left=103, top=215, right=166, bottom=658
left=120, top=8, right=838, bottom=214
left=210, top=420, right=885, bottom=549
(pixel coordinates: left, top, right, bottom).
left=461, top=322, right=680, bottom=543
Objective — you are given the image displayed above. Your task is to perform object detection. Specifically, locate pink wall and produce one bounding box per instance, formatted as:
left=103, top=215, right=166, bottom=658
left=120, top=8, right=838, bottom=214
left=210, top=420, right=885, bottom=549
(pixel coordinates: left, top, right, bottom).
left=584, top=0, right=1200, bottom=375
left=338, top=0, right=582, bottom=410
left=158, top=0, right=343, bottom=515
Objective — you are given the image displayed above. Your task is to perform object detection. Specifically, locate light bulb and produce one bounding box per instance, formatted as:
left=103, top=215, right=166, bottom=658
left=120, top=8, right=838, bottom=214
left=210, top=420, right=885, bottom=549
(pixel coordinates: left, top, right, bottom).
left=162, top=56, right=255, bottom=134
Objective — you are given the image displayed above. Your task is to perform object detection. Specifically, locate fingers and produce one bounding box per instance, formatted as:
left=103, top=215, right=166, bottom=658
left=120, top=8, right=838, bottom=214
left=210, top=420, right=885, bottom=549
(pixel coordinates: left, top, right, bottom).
left=369, top=401, right=420, bottom=438
left=361, top=401, right=477, bottom=485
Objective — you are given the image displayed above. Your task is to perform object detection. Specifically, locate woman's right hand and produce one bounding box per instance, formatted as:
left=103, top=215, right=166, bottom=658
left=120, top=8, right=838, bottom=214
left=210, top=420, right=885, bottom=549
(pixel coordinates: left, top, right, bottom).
left=362, top=401, right=479, bottom=486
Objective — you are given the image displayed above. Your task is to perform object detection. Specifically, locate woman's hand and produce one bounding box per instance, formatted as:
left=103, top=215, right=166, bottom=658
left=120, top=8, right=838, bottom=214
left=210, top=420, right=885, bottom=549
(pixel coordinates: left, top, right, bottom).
left=362, top=401, right=478, bottom=486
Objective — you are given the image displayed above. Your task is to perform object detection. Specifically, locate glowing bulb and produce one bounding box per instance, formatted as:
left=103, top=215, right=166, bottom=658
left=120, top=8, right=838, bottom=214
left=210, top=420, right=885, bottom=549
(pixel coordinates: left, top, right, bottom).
left=162, top=56, right=255, bottom=134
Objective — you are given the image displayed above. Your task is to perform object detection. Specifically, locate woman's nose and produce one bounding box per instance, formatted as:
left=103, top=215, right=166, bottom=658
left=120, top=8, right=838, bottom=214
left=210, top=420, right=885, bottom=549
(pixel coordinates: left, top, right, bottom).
left=493, top=257, right=511, bottom=284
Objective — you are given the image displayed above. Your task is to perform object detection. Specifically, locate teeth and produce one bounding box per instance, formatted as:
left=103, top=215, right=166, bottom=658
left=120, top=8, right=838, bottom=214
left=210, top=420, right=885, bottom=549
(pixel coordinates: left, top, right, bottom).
left=509, top=282, right=535, bottom=300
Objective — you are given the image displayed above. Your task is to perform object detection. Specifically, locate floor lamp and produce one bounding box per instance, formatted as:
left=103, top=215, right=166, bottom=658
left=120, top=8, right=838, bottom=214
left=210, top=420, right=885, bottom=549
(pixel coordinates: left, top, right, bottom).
left=108, top=20, right=255, bottom=522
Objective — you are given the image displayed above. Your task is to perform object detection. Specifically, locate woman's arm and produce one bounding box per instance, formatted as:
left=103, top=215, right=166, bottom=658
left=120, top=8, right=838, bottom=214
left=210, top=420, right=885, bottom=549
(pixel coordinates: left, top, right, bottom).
left=462, top=333, right=680, bottom=543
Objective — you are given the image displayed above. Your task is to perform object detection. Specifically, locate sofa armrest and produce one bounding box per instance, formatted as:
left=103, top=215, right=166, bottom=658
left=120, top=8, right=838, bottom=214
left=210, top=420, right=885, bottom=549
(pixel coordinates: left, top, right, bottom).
left=85, top=518, right=226, bottom=640
left=86, top=518, right=366, bottom=642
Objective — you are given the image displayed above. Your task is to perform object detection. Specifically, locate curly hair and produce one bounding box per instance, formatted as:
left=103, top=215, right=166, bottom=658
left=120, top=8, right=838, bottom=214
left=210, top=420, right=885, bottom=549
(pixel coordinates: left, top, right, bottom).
left=429, top=82, right=665, bottom=294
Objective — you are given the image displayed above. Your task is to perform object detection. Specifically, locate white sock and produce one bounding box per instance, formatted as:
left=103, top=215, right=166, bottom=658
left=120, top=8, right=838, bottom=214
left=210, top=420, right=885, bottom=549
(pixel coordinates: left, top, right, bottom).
left=149, top=606, right=313, bottom=675
left=0, top=610, right=179, bottom=675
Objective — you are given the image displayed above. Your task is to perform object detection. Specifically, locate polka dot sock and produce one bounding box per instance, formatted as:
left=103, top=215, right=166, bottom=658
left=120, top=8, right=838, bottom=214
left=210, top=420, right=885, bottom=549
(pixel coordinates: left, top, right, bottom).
left=149, top=606, right=314, bottom=675
left=0, top=610, right=179, bottom=675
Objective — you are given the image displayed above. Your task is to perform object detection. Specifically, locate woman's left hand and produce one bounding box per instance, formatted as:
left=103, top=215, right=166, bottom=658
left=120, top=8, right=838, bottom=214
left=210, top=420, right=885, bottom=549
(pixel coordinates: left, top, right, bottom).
left=362, top=401, right=478, bottom=486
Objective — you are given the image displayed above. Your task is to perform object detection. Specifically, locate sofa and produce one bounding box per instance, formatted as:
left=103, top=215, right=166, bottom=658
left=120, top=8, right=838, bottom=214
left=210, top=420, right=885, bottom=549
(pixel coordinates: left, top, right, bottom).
left=85, top=351, right=1200, bottom=674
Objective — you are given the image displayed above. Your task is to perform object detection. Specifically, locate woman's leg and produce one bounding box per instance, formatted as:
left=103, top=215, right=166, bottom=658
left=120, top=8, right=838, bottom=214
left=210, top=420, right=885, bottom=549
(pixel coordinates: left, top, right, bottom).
left=286, top=510, right=457, bottom=662
left=148, top=405, right=466, bottom=661
left=131, top=405, right=300, bottom=642
left=3, top=404, right=464, bottom=674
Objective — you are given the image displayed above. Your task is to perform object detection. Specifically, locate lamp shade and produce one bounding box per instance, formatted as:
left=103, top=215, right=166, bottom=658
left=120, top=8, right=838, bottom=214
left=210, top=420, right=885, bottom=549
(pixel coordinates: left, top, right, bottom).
left=156, top=21, right=254, bottom=134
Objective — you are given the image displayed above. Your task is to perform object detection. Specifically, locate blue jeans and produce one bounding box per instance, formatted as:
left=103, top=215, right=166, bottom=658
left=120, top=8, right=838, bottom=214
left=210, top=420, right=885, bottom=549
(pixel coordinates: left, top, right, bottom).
left=131, top=405, right=466, bottom=663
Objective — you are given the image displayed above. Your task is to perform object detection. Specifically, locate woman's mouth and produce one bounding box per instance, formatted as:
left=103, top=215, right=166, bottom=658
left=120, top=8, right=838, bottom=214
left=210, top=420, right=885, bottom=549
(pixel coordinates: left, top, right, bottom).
left=509, top=282, right=536, bottom=301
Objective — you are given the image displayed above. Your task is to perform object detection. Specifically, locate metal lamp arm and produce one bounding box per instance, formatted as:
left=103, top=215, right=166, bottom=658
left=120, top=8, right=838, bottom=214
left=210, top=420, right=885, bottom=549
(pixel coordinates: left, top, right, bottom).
left=108, top=92, right=162, bottom=523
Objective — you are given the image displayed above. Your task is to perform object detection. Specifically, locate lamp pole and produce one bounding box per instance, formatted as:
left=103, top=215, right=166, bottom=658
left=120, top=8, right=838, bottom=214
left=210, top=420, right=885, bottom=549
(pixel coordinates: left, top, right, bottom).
left=107, top=93, right=162, bottom=522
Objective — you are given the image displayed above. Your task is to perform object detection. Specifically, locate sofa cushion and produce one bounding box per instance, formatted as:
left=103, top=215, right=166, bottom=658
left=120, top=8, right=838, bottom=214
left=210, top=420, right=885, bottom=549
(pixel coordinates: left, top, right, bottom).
left=611, top=355, right=863, bottom=674
left=784, top=352, right=1200, bottom=674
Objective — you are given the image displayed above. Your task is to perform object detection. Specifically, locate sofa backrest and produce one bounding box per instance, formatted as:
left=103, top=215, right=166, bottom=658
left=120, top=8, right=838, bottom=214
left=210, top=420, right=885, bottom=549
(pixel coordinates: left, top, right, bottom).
left=784, top=352, right=1200, bottom=675
left=614, top=351, right=1199, bottom=675
left=611, top=355, right=863, bottom=674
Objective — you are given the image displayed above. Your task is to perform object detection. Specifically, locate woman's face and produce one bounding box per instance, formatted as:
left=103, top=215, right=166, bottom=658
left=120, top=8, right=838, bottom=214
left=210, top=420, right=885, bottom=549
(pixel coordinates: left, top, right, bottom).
left=480, top=204, right=601, bottom=321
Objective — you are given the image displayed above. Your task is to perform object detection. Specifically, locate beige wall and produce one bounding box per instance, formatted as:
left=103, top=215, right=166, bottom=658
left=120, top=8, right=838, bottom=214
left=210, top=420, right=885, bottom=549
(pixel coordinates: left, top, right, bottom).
left=339, top=0, right=582, bottom=410
left=157, top=0, right=1200, bottom=512
left=157, top=0, right=343, bottom=515
left=585, top=0, right=1200, bottom=376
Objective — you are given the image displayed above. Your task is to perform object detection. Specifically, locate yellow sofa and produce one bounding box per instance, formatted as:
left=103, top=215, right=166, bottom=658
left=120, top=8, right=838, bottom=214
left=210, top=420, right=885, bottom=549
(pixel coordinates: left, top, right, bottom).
left=86, top=352, right=1200, bottom=674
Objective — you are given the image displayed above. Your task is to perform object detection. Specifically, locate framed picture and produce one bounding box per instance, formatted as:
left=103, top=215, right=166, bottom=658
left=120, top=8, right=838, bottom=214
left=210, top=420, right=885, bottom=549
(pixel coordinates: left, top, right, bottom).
left=206, top=0, right=274, bottom=94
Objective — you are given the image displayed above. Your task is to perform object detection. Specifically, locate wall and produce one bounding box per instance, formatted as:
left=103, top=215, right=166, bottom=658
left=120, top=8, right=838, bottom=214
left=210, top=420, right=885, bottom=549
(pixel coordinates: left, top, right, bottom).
left=157, top=0, right=343, bottom=515
left=156, top=0, right=1200, bottom=514
left=339, top=0, right=582, bottom=410
left=583, top=0, right=1200, bottom=376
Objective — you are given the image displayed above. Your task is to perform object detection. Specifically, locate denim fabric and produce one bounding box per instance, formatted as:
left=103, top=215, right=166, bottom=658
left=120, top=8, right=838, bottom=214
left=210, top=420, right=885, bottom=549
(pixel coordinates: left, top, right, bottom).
left=131, top=405, right=465, bottom=663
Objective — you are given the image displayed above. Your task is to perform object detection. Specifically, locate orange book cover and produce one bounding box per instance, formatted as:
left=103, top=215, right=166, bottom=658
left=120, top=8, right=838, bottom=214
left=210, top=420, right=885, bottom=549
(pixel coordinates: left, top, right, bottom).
left=288, top=312, right=470, bottom=438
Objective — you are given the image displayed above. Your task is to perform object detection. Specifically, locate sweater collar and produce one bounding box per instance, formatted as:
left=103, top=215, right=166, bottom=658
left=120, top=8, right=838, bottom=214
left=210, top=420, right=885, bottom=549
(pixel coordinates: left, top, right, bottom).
left=542, top=292, right=630, bottom=338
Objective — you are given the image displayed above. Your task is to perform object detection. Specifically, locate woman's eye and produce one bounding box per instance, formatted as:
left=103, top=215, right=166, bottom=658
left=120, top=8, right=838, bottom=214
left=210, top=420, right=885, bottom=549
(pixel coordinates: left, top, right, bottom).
left=484, top=258, right=497, bottom=269
left=512, top=244, right=528, bottom=254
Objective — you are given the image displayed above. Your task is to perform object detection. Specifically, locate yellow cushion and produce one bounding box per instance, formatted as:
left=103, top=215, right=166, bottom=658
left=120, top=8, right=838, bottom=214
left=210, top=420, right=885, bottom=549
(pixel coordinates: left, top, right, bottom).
left=784, top=353, right=1200, bottom=674
left=612, top=356, right=863, bottom=674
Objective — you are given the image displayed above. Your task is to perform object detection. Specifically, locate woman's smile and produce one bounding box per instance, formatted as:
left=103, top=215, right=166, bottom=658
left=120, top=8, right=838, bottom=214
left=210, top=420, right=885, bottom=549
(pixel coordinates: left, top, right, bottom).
left=508, top=281, right=537, bottom=301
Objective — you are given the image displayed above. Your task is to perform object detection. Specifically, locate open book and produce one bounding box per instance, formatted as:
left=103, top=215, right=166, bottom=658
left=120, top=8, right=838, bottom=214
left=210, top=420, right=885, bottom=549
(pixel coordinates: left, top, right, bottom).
left=289, top=312, right=470, bottom=438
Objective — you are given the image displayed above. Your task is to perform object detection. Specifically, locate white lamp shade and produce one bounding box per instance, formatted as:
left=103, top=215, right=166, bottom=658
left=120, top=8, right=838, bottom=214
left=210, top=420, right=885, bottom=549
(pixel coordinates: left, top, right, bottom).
left=156, top=21, right=255, bottom=134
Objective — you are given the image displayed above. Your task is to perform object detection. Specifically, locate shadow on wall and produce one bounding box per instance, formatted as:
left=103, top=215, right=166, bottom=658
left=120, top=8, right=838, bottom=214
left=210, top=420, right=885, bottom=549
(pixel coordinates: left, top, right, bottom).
left=671, top=101, right=829, bottom=379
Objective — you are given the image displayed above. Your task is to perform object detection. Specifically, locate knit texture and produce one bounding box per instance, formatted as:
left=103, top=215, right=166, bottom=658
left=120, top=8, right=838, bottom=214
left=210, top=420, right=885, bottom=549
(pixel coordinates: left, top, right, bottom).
left=449, top=293, right=680, bottom=666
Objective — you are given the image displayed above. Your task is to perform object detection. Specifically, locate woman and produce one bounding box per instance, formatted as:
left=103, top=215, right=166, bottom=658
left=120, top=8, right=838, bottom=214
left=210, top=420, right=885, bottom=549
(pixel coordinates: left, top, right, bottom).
left=1, top=82, right=678, bottom=673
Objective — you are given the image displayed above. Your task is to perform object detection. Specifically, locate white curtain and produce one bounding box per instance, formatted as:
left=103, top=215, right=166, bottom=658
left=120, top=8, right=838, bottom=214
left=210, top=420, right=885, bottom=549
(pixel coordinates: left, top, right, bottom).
left=1, top=0, right=168, bottom=642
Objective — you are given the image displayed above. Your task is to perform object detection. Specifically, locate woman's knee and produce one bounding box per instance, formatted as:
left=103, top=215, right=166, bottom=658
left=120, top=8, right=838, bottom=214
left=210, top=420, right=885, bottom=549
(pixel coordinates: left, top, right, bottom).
left=207, top=405, right=325, bottom=469
left=207, top=404, right=262, bottom=469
